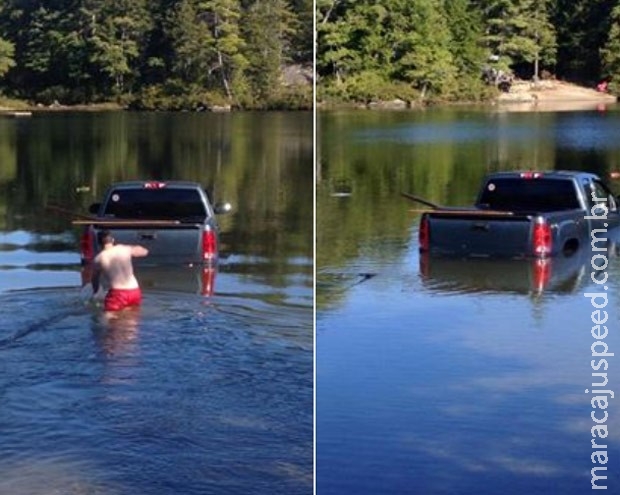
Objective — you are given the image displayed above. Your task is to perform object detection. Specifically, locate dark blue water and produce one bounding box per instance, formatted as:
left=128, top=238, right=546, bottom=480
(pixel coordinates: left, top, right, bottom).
left=0, top=111, right=313, bottom=495
left=318, top=233, right=620, bottom=494
left=317, top=107, right=620, bottom=495
left=1, top=282, right=312, bottom=495
left=0, top=239, right=313, bottom=495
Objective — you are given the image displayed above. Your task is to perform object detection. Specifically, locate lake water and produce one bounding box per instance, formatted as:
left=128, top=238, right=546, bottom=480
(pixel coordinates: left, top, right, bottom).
left=317, top=105, right=620, bottom=494
left=0, top=111, right=313, bottom=495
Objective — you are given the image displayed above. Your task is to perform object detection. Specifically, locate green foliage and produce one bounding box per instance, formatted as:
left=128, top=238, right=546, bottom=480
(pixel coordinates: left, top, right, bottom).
left=317, top=0, right=461, bottom=102
left=260, top=84, right=312, bottom=110
left=129, top=80, right=230, bottom=110
left=446, top=0, right=486, bottom=78
left=83, top=0, right=153, bottom=94
left=197, top=0, right=248, bottom=101
left=0, top=38, right=15, bottom=77
left=601, top=3, right=620, bottom=93
left=165, top=0, right=213, bottom=85
left=480, top=0, right=556, bottom=79
left=553, top=0, right=614, bottom=84
left=242, top=0, right=297, bottom=105
left=319, top=70, right=419, bottom=104
left=289, top=0, right=313, bottom=62
left=0, top=0, right=311, bottom=109
left=319, top=0, right=620, bottom=103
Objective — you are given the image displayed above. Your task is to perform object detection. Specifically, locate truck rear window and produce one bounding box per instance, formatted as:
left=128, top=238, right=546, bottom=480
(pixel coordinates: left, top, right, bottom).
left=103, top=188, right=207, bottom=221
left=478, top=178, right=581, bottom=212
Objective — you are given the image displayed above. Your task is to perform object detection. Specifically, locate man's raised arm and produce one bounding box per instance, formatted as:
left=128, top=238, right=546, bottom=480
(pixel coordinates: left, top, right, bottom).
left=131, top=245, right=149, bottom=257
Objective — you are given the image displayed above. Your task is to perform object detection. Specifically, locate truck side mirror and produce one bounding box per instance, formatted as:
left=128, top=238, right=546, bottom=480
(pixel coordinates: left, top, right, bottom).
left=88, top=203, right=101, bottom=214
left=214, top=202, right=232, bottom=214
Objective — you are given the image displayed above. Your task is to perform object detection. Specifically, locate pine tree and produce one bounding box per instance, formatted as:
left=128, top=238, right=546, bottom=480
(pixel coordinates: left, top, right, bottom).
left=242, top=0, right=296, bottom=104
left=166, top=0, right=214, bottom=85
left=10, top=4, right=71, bottom=92
left=481, top=0, right=556, bottom=79
left=389, top=0, right=457, bottom=97
left=316, top=0, right=353, bottom=82
left=83, top=0, right=152, bottom=94
left=553, top=0, right=614, bottom=83
left=289, top=0, right=313, bottom=62
left=196, top=0, right=247, bottom=100
left=600, top=2, right=620, bottom=92
left=445, top=0, right=487, bottom=96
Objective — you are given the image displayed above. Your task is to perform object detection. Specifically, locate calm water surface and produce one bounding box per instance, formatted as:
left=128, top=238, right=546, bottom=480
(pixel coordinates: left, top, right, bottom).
left=317, top=106, right=620, bottom=494
left=0, top=111, right=313, bottom=495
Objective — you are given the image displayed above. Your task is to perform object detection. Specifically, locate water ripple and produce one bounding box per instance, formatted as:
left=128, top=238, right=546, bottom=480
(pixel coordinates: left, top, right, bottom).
left=0, top=281, right=312, bottom=495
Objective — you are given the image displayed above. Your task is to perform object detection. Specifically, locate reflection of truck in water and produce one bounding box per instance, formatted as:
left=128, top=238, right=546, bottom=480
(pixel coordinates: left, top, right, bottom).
left=411, top=171, right=620, bottom=259
left=419, top=240, right=619, bottom=296
left=81, top=260, right=217, bottom=296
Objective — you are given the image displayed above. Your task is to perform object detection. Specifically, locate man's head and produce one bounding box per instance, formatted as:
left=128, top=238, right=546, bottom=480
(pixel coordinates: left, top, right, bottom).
left=97, top=230, right=114, bottom=247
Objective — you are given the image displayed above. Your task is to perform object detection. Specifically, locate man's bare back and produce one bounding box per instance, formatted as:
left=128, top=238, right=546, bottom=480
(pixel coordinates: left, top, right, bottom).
left=94, top=244, right=148, bottom=290
left=92, top=231, right=148, bottom=312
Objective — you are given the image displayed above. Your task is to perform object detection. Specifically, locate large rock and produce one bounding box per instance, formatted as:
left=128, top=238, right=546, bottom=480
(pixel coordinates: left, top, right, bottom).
left=367, top=99, right=408, bottom=110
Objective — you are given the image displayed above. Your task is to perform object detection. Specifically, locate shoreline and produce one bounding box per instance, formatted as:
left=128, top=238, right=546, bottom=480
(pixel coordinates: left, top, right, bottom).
left=0, top=103, right=314, bottom=114
left=0, top=79, right=615, bottom=114
left=318, top=80, right=619, bottom=113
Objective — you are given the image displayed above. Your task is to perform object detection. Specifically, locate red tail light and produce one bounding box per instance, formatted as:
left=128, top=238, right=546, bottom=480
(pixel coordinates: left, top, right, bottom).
left=533, top=218, right=552, bottom=256
left=80, top=227, right=94, bottom=262
left=532, top=259, right=551, bottom=293
left=419, top=215, right=430, bottom=251
left=202, top=227, right=217, bottom=261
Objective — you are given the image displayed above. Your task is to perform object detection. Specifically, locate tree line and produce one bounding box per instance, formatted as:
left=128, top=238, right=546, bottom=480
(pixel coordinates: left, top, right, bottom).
left=317, top=0, right=620, bottom=104
left=0, top=0, right=313, bottom=110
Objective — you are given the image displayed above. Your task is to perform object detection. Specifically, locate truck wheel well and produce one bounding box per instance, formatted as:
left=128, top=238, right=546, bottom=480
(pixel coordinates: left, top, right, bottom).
left=562, top=238, right=579, bottom=256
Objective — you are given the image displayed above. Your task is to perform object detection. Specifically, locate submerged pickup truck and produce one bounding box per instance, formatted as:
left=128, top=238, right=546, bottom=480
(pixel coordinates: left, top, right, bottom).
left=410, top=171, right=620, bottom=258
left=76, top=180, right=231, bottom=265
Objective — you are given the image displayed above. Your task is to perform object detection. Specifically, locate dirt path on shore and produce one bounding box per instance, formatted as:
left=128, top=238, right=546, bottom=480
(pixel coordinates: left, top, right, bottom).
left=497, top=80, right=617, bottom=111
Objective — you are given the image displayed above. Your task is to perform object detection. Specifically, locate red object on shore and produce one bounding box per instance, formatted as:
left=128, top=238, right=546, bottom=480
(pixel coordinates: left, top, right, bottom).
left=597, top=81, right=608, bottom=92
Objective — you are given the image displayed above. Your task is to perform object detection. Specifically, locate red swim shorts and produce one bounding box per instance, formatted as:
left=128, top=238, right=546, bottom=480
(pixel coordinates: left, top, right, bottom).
left=104, top=288, right=142, bottom=312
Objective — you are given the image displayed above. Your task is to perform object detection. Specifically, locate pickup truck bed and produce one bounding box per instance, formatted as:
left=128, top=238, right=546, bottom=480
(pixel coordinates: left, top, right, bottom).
left=421, top=208, right=586, bottom=258
left=76, top=181, right=230, bottom=265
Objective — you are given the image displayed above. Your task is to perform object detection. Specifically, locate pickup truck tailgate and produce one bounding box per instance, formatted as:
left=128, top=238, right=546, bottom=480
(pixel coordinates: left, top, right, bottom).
left=427, top=213, right=533, bottom=257
left=107, top=225, right=202, bottom=261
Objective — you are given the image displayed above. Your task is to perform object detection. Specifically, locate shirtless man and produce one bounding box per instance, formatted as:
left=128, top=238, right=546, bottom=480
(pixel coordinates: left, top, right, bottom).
left=91, top=230, right=149, bottom=312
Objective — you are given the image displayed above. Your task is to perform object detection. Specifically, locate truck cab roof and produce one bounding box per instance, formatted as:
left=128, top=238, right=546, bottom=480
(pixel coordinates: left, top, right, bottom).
left=97, top=180, right=214, bottom=221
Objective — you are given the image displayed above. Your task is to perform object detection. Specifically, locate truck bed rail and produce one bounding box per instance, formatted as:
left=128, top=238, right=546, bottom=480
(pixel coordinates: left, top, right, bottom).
left=410, top=208, right=518, bottom=217
left=72, top=219, right=193, bottom=226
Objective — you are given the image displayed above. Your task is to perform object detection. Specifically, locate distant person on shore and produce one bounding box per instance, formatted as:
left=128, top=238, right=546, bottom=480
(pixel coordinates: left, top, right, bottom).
left=92, top=230, right=149, bottom=312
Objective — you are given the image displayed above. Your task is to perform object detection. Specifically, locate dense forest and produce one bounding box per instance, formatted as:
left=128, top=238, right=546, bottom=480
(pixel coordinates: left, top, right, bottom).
left=317, top=0, right=620, bottom=104
left=0, top=0, right=313, bottom=110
